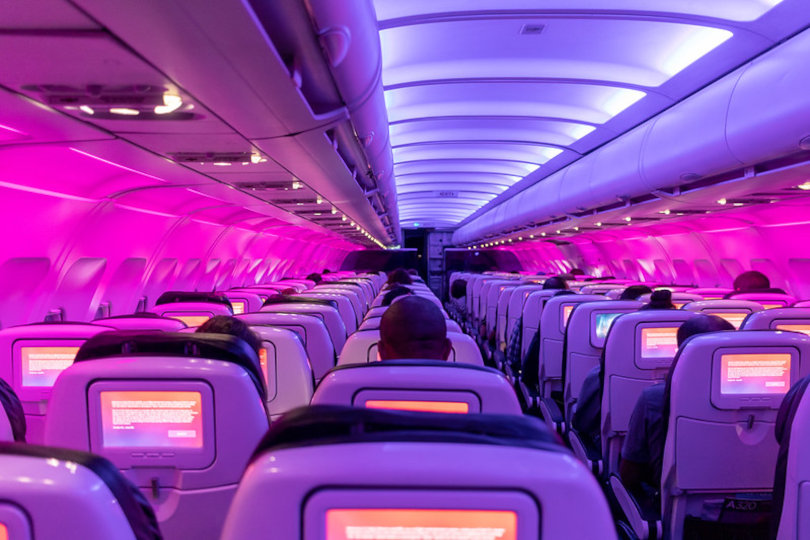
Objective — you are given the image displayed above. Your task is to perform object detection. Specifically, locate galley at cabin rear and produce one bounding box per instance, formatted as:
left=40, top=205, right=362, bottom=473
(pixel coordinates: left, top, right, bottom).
left=1, top=0, right=810, bottom=539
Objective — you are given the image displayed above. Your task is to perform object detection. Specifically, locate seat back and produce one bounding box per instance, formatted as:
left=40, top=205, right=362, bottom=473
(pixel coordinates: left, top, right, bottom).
left=93, top=314, right=187, bottom=332
left=338, top=331, right=483, bottom=366
left=639, top=292, right=704, bottom=309
left=317, top=282, right=370, bottom=306
left=44, top=332, right=269, bottom=540
left=236, top=312, right=334, bottom=380
left=536, top=295, right=603, bottom=396
left=358, top=316, right=462, bottom=334
left=0, top=322, right=113, bottom=443
left=312, top=360, right=521, bottom=415
left=519, top=290, right=559, bottom=359
left=794, top=300, right=810, bottom=308
left=298, top=292, right=357, bottom=333
left=662, top=331, right=810, bottom=538
left=478, top=280, right=516, bottom=327
left=151, top=301, right=232, bottom=327
left=488, top=283, right=520, bottom=337
left=260, top=303, right=346, bottom=353
left=682, top=299, right=764, bottom=328
left=685, top=287, right=733, bottom=300
left=728, top=292, right=797, bottom=310
left=776, top=378, right=810, bottom=539
left=248, top=326, right=313, bottom=420
left=741, top=307, right=810, bottom=337
left=221, top=406, right=617, bottom=540
left=0, top=443, right=162, bottom=540
left=228, top=287, right=277, bottom=302
left=219, top=291, right=264, bottom=314
left=312, top=286, right=365, bottom=319
left=563, top=300, right=642, bottom=425
left=505, top=285, right=543, bottom=348
left=600, top=310, right=698, bottom=475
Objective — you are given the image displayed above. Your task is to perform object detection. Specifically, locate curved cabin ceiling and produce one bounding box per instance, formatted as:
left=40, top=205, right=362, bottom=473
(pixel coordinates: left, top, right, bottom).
left=373, top=0, right=807, bottom=229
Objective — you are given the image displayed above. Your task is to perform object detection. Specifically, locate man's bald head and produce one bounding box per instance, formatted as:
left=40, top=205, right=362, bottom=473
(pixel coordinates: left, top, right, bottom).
left=378, top=296, right=452, bottom=361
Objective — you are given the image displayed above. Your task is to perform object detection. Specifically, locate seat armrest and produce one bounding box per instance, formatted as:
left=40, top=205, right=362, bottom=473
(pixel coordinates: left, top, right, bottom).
left=609, top=475, right=662, bottom=540
left=539, top=397, right=564, bottom=433
left=568, top=429, right=602, bottom=476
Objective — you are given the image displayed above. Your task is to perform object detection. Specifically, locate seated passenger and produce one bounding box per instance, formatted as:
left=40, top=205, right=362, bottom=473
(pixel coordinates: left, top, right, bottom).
left=195, top=315, right=263, bottom=356
left=305, top=272, right=322, bottom=284
left=725, top=270, right=786, bottom=297
left=378, top=296, right=451, bottom=361
left=448, top=279, right=468, bottom=321
left=385, top=267, right=413, bottom=288
left=0, top=378, right=26, bottom=442
left=620, top=285, right=653, bottom=301
left=619, top=314, right=735, bottom=502
left=543, top=276, right=569, bottom=290
left=381, top=285, right=413, bottom=307
left=518, top=290, right=576, bottom=385
left=571, top=289, right=675, bottom=454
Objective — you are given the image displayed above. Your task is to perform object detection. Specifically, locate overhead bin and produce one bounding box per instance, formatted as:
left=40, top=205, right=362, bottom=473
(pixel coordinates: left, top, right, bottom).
left=453, top=27, right=810, bottom=245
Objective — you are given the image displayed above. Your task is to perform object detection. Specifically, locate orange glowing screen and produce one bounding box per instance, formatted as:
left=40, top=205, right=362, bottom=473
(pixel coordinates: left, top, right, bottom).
left=364, top=400, right=469, bottom=414
left=326, top=509, right=517, bottom=540
left=672, top=302, right=686, bottom=309
left=777, top=324, right=810, bottom=337
left=20, top=346, right=81, bottom=387
left=259, top=348, right=269, bottom=385
left=711, top=312, right=747, bottom=329
left=172, top=315, right=211, bottom=327
left=231, top=300, right=246, bottom=315
left=0, top=523, right=7, bottom=540
left=562, top=304, right=574, bottom=326
left=761, top=303, right=785, bottom=310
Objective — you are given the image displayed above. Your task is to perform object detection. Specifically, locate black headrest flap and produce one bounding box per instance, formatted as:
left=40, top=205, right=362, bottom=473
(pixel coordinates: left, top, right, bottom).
left=155, top=291, right=232, bottom=307
left=262, top=295, right=338, bottom=310
left=251, top=405, right=563, bottom=462
left=0, top=443, right=163, bottom=539
left=74, top=331, right=265, bottom=400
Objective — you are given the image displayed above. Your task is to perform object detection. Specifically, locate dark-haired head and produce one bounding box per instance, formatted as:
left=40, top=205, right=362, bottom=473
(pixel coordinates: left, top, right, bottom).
left=379, top=296, right=451, bottom=361
left=196, top=315, right=262, bottom=356
left=386, top=268, right=413, bottom=287
left=733, top=270, right=770, bottom=292
left=620, top=285, right=653, bottom=301
left=382, top=286, right=413, bottom=306
left=450, top=279, right=467, bottom=299
left=676, top=313, right=735, bottom=346
left=640, top=289, right=675, bottom=310
left=305, top=272, right=322, bottom=284
left=543, top=276, right=569, bottom=290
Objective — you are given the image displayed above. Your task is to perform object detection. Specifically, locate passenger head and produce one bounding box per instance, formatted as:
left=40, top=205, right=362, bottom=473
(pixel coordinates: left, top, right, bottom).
left=543, top=276, right=568, bottom=290
left=305, top=272, right=322, bottom=284
left=407, top=268, right=419, bottom=276
left=570, top=268, right=585, bottom=276
left=280, top=287, right=298, bottom=295
left=553, top=289, right=577, bottom=298
left=640, top=289, right=674, bottom=310
left=0, top=379, right=26, bottom=442
left=620, top=285, right=653, bottom=301
left=322, top=269, right=331, bottom=274
left=450, top=279, right=467, bottom=299
left=379, top=296, right=451, bottom=361
left=676, top=313, right=735, bottom=346
left=196, top=315, right=262, bottom=356
left=386, top=268, right=413, bottom=287
left=733, top=270, right=770, bottom=292
left=382, top=286, right=413, bottom=306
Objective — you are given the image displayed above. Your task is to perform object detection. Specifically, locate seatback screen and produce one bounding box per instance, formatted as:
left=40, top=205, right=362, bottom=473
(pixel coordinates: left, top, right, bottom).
left=325, top=509, right=517, bottom=540
left=720, top=353, right=791, bottom=395
left=595, top=313, right=622, bottom=339
left=776, top=324, right=810, bottom=337
left=0, top=523, right=7, bottom=540
left=641, top=327, right=679, bottom=359
left=709, top=311, right=747, bottom=329
left=562, top=304, right=574, bottom=327
left=99, top=390, right=204, bottom=448
left=165, top=313, right=211, bottom=327
left=231, top=300, right=246, bottom=315
left=364, top=400, right=470, bottom=414
left=20, top=346, right=80, bottom=387
left=259, top=348, right=269, bottom=387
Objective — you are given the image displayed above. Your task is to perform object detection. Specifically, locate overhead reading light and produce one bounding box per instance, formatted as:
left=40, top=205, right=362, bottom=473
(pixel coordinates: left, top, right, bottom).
left=797, top=181, right=810, bottom=191
left=660, top=209, right=671, bottom=215
left=79, top=105, right=94, bottom=115
left=342, top=215, right=347, bottom=221
left=291, top=180, right=302, bottom=190
left=595, top=222, right=602, bottom=227
left=213, top=162, right=231, bottom=166
left=316, top=196, right=323, bottom=204
left=541, top=232, right=546, bottom=237
left=154, top=93, right=183, bottom=115
left=624, top=217, right=632, bottom=222
left=717, top=198, right=728, bottom=205
left=109, top=107, right=139, bottom=116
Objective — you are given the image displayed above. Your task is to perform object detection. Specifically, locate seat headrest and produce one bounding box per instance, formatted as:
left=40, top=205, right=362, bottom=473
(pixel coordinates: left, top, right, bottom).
left=262, top=295, right=338, bottom=310
left=155, top=291, right=232, bottom=307
left=97, top=313, right=174, bottom=320
left=251, top=405, right=562, bottom=461
left=74, top=331, right=266, bottom=400
left=0, top=442, right=162, bottom=540
left=330, top=358, right=499, bottom=374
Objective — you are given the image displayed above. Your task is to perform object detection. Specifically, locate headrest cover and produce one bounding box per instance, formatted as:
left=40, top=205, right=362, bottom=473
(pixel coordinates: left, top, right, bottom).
left=155, top=291, right=232, bottom=307
left=329, top=359, right=498, bottom=375
left=74, top=331, right=266, bottom=400
left=251, top=405, right=562, bottom=462
left=262, top=295, right=338, bottom=309
left=0, top=442, right=162, bottom=540
left=0, top=379, right=25, bottom=442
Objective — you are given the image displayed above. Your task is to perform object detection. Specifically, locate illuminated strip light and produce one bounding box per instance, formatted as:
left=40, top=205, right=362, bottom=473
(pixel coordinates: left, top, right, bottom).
left=365, top=399, right=470, bottom=414
left=69, top=148, right=168, bottom=183
left=115, top=203, right=179, bottom=219
left=0, top=180, right=97, bottom=203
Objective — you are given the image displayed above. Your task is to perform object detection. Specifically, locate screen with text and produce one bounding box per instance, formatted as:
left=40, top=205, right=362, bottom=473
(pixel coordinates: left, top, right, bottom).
left=776, top=324, right=810, bottom=337
left=20, top=346, right=81, bottom=387
left=231, top=301, right=246, bottom=315
left=326, top=509, right=517, bottom=540
left=720, top=353, right=791, bottom=395
left=562, top=305, right=574, bottom=327
left=100, top=391, right=204, bottom=448
left=711, top=312, right=747, bottom=329
left=641, top=327, right=679, bottom=359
